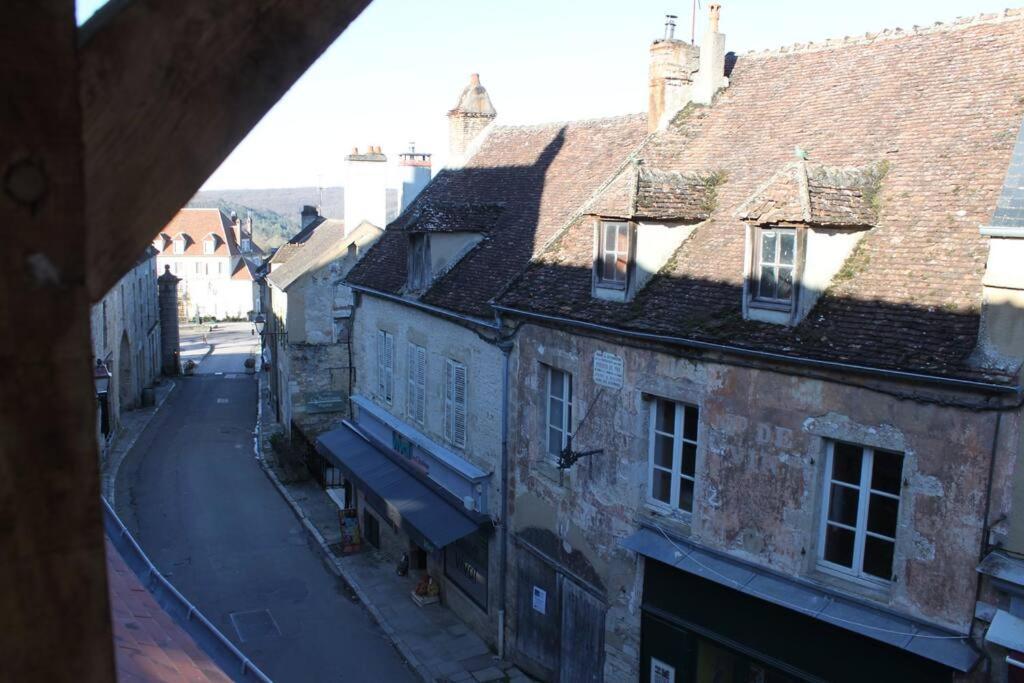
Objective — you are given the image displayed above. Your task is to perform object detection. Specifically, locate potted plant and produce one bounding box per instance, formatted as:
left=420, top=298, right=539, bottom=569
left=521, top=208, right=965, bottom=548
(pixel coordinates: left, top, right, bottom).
left=411, top=574, right=440, bottom=606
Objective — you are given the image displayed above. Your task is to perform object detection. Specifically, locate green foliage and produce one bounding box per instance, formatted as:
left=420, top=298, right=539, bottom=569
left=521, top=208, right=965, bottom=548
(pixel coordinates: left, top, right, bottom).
left=861, top=160, right=891, bottom=216
left=697, top=169, right=728, bottom=215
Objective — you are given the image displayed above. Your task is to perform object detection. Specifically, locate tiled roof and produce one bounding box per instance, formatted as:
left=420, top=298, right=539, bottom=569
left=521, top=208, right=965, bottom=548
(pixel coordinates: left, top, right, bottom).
left=268, top=216, right=328, bottom=266
left=991, top=117, right=1024, bottom=228
left=107, top=539, right=231, bottom=682
left=267, top=219, right=381, bottom=291
left=156, top=209, right=238, bottom=258
left=498, top=12, right=1024, bottom=384
left=400, top=202, right=505, bottom=233
left=231, top=257, right=258, bottom=282
left=346, top=114, right=649, bottom=317
left=736, top=161, right=882, bottom=227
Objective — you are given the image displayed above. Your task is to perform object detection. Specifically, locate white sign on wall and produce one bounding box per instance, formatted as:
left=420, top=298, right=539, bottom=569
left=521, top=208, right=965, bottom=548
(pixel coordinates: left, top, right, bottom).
left=532, top=586, right=547, bottom=615
left=593, top=351, right=624, bottom=389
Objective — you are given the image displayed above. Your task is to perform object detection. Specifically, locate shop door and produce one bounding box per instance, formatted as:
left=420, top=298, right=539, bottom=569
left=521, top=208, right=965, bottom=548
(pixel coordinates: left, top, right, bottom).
left=559, top=577, right=605, bottom=683
left=515, top=550, right=560, bottom=680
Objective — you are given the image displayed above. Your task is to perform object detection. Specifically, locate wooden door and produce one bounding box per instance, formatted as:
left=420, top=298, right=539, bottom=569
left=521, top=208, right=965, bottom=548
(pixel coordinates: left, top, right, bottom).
left=559, top=577, right=606, bottom=683
left=515, top=549, right=561, bottom=680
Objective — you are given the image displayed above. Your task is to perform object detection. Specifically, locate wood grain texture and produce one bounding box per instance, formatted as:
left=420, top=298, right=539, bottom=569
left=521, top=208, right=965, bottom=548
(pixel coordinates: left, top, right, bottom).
left=80, top=0, right=373, bottom=301
left=0, top=2, right=115, bottom=681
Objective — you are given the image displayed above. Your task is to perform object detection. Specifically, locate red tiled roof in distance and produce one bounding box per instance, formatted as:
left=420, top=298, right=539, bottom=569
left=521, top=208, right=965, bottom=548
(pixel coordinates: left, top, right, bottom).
left=156, top=208, right=239, bottom=258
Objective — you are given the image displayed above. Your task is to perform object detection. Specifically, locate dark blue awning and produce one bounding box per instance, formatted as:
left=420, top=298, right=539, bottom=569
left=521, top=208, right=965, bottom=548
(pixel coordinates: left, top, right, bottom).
left=622, top=525, right=979, bottom=673
left=316, top=423, right=484, bottom=552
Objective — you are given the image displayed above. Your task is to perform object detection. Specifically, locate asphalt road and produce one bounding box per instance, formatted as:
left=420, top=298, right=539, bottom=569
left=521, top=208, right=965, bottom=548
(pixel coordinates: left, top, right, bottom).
left=114, top=371, right=417, bottom=683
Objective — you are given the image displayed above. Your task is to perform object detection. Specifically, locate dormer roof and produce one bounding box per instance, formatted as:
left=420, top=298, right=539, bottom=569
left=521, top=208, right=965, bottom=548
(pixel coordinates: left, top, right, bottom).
left=155, top=208, right=261, bottom=257
left=737, top=161, right=883, bottom=228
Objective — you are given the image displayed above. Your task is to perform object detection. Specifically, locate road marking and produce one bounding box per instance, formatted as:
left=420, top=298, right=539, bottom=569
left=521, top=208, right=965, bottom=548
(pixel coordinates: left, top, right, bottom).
left=217, top=398, right=229, bottom=404
left=229, top=609, right=281, bottom=642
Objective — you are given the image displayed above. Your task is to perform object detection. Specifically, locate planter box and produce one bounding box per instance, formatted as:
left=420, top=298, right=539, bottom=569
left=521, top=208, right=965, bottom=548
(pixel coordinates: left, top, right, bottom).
left=411, top=591, right=439, bottom=607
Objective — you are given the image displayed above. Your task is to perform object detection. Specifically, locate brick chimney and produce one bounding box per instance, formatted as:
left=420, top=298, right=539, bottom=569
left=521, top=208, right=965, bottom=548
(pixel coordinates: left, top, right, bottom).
left=648, top=6, right=728, bottom=131
left=447, top=74, right=496, bottom=165
left=300, top=204, right=319, bottom=230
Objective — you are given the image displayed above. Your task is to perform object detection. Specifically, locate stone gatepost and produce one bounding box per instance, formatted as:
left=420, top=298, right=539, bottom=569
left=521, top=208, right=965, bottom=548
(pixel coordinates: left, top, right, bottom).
left=157, top=265, right=181, bottom=376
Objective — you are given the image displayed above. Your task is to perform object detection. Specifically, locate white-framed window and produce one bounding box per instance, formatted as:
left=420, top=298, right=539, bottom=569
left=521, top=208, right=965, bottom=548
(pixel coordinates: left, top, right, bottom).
left=203, top=238, right=216, bottom=255
left=753, top=227, right=797, bottom=306
left=173, top=236, right=186, bottom=254
left=650, top=658, right=676, bottom=683
left=647, top=398, right=699, bottom=513
left=194, top=262, right=202, bottom=275
left=241, top=238, right=251, bottom=252
left=444, top=359, right=467, bottom=448
left=406, top=343, right=426, bottom=426
left=595, top=220, right=630, bottom=289
left=408, top=233, right=430, bottom=291
left=217, top=261, right=223, bottom=275
left=376, top=330, right=394, bottom=404
left=545, top=366, right=572, bottom=457
left=818, top=441, right=904, bottom=582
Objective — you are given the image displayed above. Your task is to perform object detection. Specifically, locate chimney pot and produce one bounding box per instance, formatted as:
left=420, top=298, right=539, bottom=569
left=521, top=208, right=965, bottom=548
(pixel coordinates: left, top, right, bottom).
left=351, top=146, right=358, bottom=155
left=470, top=73, right=480, bottom=86
left=664, top=14, right=677, bottom=41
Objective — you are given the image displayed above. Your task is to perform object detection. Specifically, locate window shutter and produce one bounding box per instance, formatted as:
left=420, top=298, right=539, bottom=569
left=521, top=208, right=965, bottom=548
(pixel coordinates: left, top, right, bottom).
left=377, top=331, right=385, bottom=396
left=444, top=360, right=454, bottom=443
left=384, top=333, right=394, bottom=403
left=453, top=362, right=467, bottom=448
left=407, top=344, right=416, bottom=419
left=415, top=346, right=426, bottom=425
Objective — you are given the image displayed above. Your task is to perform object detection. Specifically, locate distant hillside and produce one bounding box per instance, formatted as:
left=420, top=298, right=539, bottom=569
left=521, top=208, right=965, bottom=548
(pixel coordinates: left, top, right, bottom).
left=189, top=186, right=344, bottom=249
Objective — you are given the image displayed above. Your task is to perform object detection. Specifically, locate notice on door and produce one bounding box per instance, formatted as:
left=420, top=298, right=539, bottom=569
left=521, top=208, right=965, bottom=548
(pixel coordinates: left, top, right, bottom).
left=593, top=351, right=624, bottom=389
left=532, top=586, right=547, bottom=615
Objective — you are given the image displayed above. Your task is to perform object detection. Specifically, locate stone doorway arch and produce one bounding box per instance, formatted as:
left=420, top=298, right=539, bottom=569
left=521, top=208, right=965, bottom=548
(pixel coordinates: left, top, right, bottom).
left=118, top=331, right=135, bottom=411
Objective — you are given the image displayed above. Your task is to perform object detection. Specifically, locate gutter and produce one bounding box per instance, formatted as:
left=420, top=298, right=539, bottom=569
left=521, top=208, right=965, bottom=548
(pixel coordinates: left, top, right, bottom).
left=492, top=304, right=1022, bottom=395
left=496, top=339, right=513, bottom=659
left=348, top=283, right=500, bottom=330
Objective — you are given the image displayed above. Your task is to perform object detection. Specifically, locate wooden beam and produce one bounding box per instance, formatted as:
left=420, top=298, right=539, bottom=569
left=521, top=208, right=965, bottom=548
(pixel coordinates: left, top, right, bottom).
left=0, top=2, right=115, bottom=680
left=80, top=0, right=373, bottom=301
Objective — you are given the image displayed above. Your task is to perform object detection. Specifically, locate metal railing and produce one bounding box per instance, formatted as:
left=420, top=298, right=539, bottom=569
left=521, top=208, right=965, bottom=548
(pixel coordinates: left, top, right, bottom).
left=101, top=497, right=273, bottom=683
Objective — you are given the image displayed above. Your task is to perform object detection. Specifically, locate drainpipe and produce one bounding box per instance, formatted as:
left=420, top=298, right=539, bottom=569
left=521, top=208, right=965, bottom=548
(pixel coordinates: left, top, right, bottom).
left=497, top=337, right=513, bottom=660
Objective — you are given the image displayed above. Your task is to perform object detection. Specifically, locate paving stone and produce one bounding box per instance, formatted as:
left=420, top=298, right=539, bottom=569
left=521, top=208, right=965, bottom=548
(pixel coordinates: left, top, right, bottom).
left=471, top=667, right=505, bottom=683
left=448, top=672, right=474, bottom=682
left=459, top=653, right=499, bottom=671
left=446, top=623, right=469, bottom=637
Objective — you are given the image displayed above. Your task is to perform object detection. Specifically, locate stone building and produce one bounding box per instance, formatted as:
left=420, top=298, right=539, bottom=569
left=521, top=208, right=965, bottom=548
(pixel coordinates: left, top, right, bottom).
left=490, top=8, right=1024, bottom=683
left=333, top=74, right=647, bottom=653
left=89, top=248, right=161, bottom=460
left=154, top=207, right=262, bottom=321
left=264, top=216, right=382, bottom=436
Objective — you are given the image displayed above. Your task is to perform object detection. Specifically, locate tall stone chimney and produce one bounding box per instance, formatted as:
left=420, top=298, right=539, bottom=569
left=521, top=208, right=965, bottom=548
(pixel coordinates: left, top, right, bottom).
left=648, top=16, right=699, bottom=131
left=300, top=204, right=320, bottom=230
left=398, top=142, right=432, bottom=213
left=693, top=3, right=728, bottom=105
left=343, top=147, right=389, bottom=233
left=447, top=74, right=496, bottom=165
left=648, top=6, right=728, bottom=131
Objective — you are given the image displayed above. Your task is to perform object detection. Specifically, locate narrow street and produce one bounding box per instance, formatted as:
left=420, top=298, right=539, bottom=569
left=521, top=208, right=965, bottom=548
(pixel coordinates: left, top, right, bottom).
left=114, top=324, right=417, bottom=683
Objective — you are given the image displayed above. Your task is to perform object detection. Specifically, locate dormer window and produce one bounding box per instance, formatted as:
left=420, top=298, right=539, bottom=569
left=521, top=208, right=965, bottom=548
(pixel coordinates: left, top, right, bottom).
left=753, top=227, right=797, bottom=307
left=407, top=233, right=431, bottom=291
left=173, top=236, right=186, bottom=254
left=203, top=238, right=216, bottom=255
left=241, top=238, right=251, bottom=253
left=595, top=221, right=631, bottom=290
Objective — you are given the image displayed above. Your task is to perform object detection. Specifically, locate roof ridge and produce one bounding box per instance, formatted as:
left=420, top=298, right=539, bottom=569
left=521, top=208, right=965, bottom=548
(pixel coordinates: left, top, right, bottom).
left=491, top=112, right=645, bottom=134
left=741, top=7, right=1024, bottom=58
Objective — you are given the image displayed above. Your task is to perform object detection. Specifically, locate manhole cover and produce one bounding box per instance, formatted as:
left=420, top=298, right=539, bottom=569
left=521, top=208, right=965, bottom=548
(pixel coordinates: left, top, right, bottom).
left=229, top=609, right=281, bottom=642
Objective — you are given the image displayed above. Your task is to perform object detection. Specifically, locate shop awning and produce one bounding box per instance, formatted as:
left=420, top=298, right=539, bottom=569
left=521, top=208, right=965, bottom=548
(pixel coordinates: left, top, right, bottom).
left=316, top=423, right=485, bottom=552
left=621, top=525, right=980, bottom=672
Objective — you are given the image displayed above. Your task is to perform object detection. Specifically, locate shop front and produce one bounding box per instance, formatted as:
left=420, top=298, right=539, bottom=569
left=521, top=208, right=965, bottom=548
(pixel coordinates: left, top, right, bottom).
left=624, top=526, right=979, bottom=683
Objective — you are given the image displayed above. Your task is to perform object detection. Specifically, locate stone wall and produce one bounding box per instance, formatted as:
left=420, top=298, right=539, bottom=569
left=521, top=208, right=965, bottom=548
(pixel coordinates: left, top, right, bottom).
left=506, top=321, right=1020, bottom=682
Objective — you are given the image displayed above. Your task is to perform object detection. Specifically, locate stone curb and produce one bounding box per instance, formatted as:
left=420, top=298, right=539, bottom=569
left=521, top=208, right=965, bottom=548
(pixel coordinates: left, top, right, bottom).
left=103, top=379, right=177, bottom=506
left=251, top=373, right=432, bottom=683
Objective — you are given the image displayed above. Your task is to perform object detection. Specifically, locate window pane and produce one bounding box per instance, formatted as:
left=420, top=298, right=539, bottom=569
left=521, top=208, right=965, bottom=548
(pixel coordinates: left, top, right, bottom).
left=604, top=223, right=617, bottom=251
left=780, top=232, right=796, bottom=264
left=616, top=224, right=629, bottom=253
left=758, top=265, right=777, bottom=298
left=653, top=434, right=674, bottom=469
left=824, top=525, right=855, bottom=567
left=678, top=478, right=694, bottom=513
left=603, top=253, right=616, bottom=281
left=761, top=231, right=777, bottom=264
left=651, top=469, right=671, bottom=504
left=548, top=426, right=563, bottom=455
left=683, top=405, right=698, bottom=442
left=871, top=450, right=904, bottom=495
left=867, top=494, right=899, bottom=538
left=832, top=443, right=863, bottom=484
left=615, top=255, right=628, bottom=281
left=549, top=369, right=564, bottom=399
left=681, top=443, right=697, bottom=478
left=777, top=266, right=793, bottom=300
left=655, top=400, right=675, bottom=433
left=548, top=396, right=562, bottom=427
left=863, top=536, right=895, bottom=580
left=827, top=484, right=859, bottom=527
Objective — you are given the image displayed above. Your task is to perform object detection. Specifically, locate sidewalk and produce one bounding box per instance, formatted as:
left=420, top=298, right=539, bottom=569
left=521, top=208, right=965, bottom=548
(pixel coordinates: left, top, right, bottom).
left=255, top=373, right=532, bottom=683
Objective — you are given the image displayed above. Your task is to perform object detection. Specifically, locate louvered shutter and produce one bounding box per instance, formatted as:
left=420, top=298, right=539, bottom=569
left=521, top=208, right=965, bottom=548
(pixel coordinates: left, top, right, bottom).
left=383, top=333, right=394, bottom=403
left=414, top=346, right=426, bottom=425
left=407, top=344, right=416, bottom=419
left=377, top=331, right=385, bottom=397
left=444, top=360, right=454, bottom=443
left=452, top=362, right=467, bottom=448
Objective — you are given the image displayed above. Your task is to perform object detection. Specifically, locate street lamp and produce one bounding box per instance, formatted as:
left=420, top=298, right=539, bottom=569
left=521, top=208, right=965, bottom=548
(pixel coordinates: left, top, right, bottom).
left=93, top=359, right=111, bottom=396
left=252, top=313, right=266, bottom=337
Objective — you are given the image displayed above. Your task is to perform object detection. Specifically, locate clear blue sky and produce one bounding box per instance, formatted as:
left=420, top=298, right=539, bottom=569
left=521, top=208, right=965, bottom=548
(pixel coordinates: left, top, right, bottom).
left=77, top=0, right=1014, bottom=190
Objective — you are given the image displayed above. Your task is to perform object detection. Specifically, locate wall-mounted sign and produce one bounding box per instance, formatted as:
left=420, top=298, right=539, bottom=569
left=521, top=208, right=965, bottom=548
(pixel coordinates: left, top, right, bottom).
left=593, top=351, right=624, bottom=389
left=532, top=586, right=547, bottom=615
